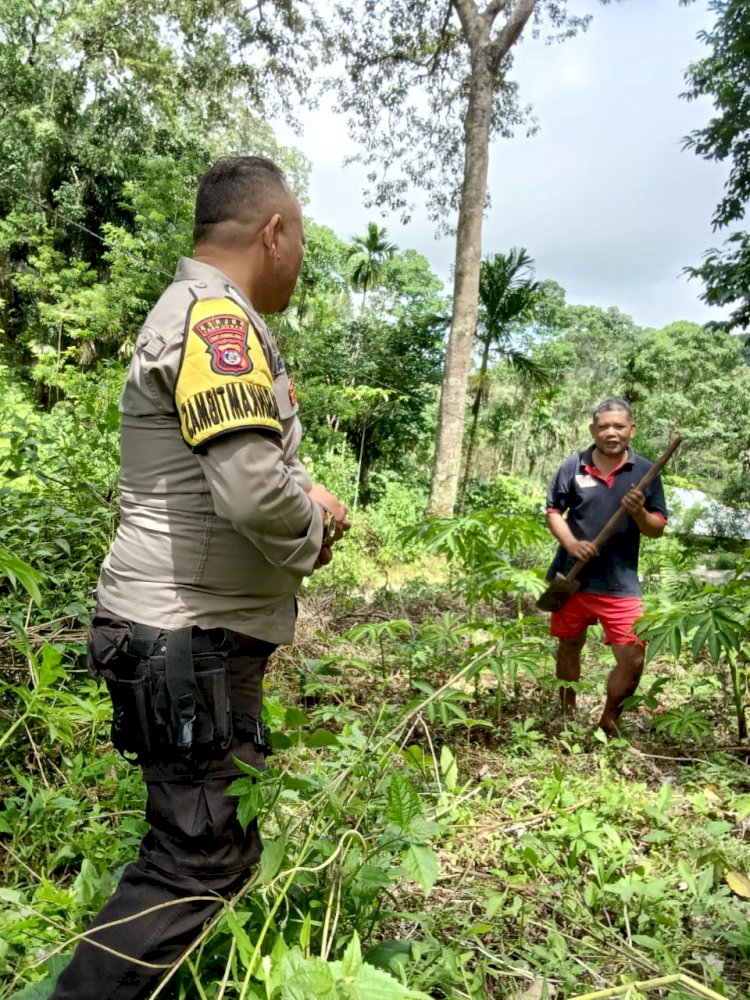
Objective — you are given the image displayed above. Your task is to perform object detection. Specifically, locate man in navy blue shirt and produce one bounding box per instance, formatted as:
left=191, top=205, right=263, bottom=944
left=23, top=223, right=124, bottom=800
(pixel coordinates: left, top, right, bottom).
left=545, top=398, right=668, bottom=734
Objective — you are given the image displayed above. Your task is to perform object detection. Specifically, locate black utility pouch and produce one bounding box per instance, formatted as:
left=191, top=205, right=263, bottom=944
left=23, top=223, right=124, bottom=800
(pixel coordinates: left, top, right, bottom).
left=106, top=667, right=155, bottom=758
left=148, top=650, right=233, bottom=760
left=88, top=619, right=152, bottom=758
left=90, top=618, right=234, bottom=763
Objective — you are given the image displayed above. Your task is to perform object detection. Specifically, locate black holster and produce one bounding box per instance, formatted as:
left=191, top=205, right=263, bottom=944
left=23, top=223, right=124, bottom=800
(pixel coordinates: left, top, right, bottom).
left=89, top=621, right=270, bottom=764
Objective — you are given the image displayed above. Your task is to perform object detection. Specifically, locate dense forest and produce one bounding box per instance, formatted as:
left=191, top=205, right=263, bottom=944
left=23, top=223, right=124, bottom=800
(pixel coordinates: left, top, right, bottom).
left=1, top=2, right=749, bottom=999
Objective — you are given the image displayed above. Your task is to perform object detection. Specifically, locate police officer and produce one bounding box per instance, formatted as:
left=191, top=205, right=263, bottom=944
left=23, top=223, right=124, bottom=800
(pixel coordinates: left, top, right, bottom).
left=51, top=157, right=349, bottom=999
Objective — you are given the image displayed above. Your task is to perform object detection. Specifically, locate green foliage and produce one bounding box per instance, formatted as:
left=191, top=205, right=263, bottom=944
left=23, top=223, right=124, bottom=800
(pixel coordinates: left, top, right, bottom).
left=0, top=0, right=314, bottom=393
left=0, top=641, right=108, bottom=755
left=1, top=12, right=749, bottom=994
left=462, top=473, right=544, bottom=518
left=624, top=321, right=750, bottom=482
left=651, top=706, right=713, bottom=743
left=347, top=223, right=398, bottom=310
left=469, top=284, right=750, bottom=495
left=682, top=0, right=750, bottom=330
left=459, top=249, right=546, bottom=512
left=0, top=548, right=42, bottom=605
left=638, top=553, right=750, bottom=739
left=286, top=236, right=447, bottom=492
left=258, top=933, right=431, bottom=999
left=403, top=508, right=548, bottom=612
left=3, top=555, right=750, bottom=998
left=0, top=364, right=119, bottom=622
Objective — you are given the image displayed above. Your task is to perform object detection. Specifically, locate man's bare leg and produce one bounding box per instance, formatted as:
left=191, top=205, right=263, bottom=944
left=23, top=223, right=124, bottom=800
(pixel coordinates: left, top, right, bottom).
left=556, top=632, right=587, bottom=715
left=598, top=642, right=645, bottom=735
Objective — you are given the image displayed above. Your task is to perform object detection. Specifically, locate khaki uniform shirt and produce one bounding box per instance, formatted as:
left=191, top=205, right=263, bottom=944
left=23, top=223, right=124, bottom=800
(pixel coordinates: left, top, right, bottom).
left=98, top=258, right=323, bottom=644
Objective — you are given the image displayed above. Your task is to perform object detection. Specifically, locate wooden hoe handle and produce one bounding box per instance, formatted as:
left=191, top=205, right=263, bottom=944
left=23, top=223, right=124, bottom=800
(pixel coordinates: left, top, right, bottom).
left=564, top=435, right=683, bottom=586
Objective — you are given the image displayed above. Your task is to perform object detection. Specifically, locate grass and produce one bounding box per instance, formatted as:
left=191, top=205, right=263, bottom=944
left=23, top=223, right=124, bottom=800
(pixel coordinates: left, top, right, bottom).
left=1, top=585, right=749, bottom=999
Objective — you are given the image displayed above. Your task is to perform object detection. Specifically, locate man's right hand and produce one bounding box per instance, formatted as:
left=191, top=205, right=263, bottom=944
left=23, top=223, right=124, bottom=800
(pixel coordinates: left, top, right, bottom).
left=308, top=484, right=350, bottom=535
left=567, top=539, right=598, bottom=562
left=313, top=544, right=334, bottom=571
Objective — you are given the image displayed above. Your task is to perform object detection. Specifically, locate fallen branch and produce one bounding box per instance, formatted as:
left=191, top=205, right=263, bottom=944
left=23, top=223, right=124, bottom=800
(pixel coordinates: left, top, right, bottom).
left=569, top=972, right=726, bottom=1000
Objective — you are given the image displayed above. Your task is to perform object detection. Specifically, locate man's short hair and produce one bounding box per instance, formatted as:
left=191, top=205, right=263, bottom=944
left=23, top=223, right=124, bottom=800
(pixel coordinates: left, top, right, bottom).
left=591, top=397, right=633, bottom=423
left=193, top=156, right=288, bottom=245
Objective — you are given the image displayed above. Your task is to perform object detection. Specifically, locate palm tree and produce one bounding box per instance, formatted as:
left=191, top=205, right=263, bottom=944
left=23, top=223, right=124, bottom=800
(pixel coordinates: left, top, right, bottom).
left=459, top=248, right=547, bottom=513
left=345, top=223, right=398, bottom=393
left=347, top=222, right=398, bottom=312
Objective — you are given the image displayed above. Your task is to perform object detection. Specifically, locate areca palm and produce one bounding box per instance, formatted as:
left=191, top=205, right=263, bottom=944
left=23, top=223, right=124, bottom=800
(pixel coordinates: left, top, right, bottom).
left=347, top=222, right=398, bottom=311
left=459, top=248, right=547, bottom=512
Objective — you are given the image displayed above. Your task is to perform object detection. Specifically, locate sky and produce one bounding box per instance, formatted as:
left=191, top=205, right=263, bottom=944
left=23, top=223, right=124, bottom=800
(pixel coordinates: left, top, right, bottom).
left=277, top=0, right=731, bottom=330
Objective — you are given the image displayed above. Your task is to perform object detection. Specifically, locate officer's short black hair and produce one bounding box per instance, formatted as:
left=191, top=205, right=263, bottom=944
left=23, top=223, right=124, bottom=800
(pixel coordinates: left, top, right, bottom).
left=592, top=397, right=633, bottom=423
left=193, top=156, right=288, bottom=244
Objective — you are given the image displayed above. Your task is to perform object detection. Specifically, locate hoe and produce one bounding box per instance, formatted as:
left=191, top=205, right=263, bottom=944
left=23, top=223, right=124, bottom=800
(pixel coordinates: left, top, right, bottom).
left=536, top=436, right=683, bottom=613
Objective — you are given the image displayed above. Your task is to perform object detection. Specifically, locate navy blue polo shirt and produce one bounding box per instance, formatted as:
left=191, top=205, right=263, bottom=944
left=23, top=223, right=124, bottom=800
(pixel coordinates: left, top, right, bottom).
left=545, top=445, right=668, bottom=597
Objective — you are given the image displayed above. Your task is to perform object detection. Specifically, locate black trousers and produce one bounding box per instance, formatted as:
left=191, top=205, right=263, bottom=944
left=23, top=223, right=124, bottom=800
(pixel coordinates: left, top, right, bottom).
left=51, top=611, right=275, bottom=1000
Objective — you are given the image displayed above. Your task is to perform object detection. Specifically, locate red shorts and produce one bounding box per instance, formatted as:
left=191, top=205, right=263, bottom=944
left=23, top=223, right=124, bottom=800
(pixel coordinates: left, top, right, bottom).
left=550, top=593, right=644, bottom=646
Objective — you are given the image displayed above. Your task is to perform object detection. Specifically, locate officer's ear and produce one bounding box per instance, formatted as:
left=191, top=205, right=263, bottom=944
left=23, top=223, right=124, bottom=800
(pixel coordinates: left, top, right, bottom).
left=261, top=214, right=282, bottom=257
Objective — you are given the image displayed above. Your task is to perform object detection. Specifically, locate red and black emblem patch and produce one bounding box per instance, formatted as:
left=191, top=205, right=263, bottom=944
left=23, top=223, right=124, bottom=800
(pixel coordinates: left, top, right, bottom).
left=193, top=314, right=253, bottom=376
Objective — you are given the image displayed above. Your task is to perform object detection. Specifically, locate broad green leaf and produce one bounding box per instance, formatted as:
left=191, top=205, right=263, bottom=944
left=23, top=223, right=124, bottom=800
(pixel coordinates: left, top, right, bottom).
left=631, top=933, right=660, bottom=950
left=272, top=731, right=294, bottom=751
left=407, top=817, right=442, bottom=840
left=329, top=948, right=432, bottom=1000
left=257, top=830, right=288, bottom=885
left=440, top=745, right=458, bottom=792
left=236, top=788, right=261, bottom=831
left=354, top=863, right=395, bottom=893
left=38, top=644, right=64, bottom=688
left=484, top=893, right=506, bottom=919
left=402, top=843, right=439, bottom=895
left=0, top=546, right=43, bottom=604
left=73, top=859, right=109, bottom=908
left=228, top=760, right=263, bottom=780
left=691, top=615, right=713, bottom=659
left=299, top=913, right=312, bottom=953
left=305, top=729, right=340, bottom=748
left=669, top=625, right=682, bottom=660
left=386, top=772, right=421, bottom=828
left=707, top=628, right=721, bottom=664
left=401, top=745, right=432, bottom=771
left=364, top=939, right=413, bottom=972
left=339, top=931, right=363, bottom=980
left=285, top=706, right=309, bottom=729
left=225, top=907, right=254, bottom=964
left=6, top=978, right=55, bottom=1000
left=279, top=951, right=338, bottom=1000
left=697, top=866, right=715, bottom=895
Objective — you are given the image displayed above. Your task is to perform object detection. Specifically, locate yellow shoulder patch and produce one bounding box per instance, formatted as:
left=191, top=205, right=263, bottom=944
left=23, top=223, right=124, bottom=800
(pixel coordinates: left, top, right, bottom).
left=175, top=297, right=281, bottom=450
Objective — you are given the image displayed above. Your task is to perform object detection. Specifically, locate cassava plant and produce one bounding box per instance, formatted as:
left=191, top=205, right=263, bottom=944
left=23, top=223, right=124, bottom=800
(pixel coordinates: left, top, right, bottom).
left=637, top=553, right=750, bottom=740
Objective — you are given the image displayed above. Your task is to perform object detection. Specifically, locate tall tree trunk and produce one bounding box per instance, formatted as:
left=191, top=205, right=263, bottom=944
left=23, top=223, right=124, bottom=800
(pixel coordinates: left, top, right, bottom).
left=428, top=56, right=494, bottom=516
left=353, top=424, right=367, bottom=513
left=428, top=0, right=539, bottom=516
left=458, top=391, right=481, bottom=516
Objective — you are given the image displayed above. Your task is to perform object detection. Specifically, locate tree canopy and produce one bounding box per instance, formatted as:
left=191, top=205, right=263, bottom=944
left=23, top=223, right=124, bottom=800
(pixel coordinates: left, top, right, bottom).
left=682, top=0, right=750, bottom=329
